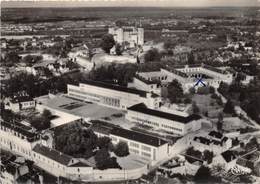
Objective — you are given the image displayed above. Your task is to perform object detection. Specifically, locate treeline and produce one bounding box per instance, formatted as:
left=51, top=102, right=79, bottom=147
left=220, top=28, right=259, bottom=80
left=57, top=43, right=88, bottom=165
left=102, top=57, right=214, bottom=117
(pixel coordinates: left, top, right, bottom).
left=218, top=79, right=260, bottom=124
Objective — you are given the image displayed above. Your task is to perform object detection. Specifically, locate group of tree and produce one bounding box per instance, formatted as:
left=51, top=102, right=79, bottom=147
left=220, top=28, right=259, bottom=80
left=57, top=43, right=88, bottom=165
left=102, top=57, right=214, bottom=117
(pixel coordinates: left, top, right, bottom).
left=196, top=86, right=215, bottom=95
left=89, top=63, right=138, bottom=86
left=2, top=72, right=83, bottom=98
left=1, top=51, right=21, bottom=66
left=223, top=99, right=235, bottom=115
left=54, top=124, right=129, bottom=170
left=218, top=79, right=260, bottom=123
left=144, top=48, right=162, bottom=63
left=167, top=79, right=184, bottom=103
left=30, top=109, right=52, bottom=131
left=22, top=54, right=43, bottom=66
left=100, top=34, right=116, bottom=54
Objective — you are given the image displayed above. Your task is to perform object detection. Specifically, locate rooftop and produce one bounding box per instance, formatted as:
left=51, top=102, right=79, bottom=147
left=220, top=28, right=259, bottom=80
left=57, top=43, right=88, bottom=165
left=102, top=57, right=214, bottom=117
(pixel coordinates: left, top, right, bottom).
left=209, top=131, right=223, bottom=139
left=79, top=80, right=148, bottom=98
left=90, top=120, right=167, bottom=147
left=10, top=96, right=34, bottom=103
left=128, top=103, right=201, bottom=124
left=111, top=127, right=168, bottom=147
left=33, top=144, right=74, bottom=166
left=0, top=120, right=38, bottom=142
left=221, top=150, right=238, bottom=163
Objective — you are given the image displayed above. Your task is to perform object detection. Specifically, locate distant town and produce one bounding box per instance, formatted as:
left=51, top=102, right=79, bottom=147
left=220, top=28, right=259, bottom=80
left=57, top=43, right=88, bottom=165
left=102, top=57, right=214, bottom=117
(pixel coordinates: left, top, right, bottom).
left=1, top=6, right=260, bottom=184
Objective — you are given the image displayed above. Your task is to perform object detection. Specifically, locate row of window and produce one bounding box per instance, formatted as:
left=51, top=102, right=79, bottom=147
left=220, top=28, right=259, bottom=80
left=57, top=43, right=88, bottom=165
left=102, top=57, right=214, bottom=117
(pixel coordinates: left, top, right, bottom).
left=141, top=145, right=151, bottom=152
left=129, top=148, right=139, bottom=155
left=161, top=124, right=182, bottom=132
left=141, top=152, right=151, bottom=158
left=130, top=142, right=139, bottom=148
left=130, top=116, right=183, bottom=133
left=0, top=126, right=26, bottom=139
left=132, top=117, right=159, bottom=127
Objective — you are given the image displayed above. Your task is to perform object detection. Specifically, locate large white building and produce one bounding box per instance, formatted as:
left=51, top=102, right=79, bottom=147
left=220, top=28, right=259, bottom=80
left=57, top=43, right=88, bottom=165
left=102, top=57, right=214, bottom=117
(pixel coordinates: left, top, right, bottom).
left=67, top=80, right=161, bottom=110
left=90, top=121, right=170, bottom=164
left=108, top=27, right=144, bottom=48
left=135, top=64, right=234, bottom=92
left=126, top=103, right=202, bottom=136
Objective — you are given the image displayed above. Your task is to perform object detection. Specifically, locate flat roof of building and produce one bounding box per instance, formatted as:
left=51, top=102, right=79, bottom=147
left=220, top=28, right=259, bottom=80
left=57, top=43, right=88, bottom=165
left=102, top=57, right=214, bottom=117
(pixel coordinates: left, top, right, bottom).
left=78, top=80, right=148, bottom=98
left=90, top=120, right=167, bottom=147
left=33, top=144, right=73, bottom=166
left=128, top=103, right=201, bottom=124
left=111, top=127, right=167, bottom=147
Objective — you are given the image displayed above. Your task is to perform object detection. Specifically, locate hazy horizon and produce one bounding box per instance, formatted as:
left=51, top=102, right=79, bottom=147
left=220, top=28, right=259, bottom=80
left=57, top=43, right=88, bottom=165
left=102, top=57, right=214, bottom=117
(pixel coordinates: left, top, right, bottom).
left=1, top=0, right=259, bottom=8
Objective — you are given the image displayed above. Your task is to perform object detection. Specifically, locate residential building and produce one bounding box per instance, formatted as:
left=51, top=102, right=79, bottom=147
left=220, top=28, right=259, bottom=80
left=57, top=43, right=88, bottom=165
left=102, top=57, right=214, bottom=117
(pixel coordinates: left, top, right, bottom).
left=67, top=80, right=161, bottom=110
left=4, top=94, right=35, bottom=113
left=212, top=150, right=238, bottom=171
left=192, top=131, right=232, bottom=154
left=126, top=103, right=202, bottom=135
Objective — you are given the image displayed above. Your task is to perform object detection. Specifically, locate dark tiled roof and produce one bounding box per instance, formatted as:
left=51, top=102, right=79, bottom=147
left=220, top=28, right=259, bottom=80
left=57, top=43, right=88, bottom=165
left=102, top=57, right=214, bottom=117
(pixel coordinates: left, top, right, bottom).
left=209, top=131, right=223, bottom=139
left=0, top=121, right=38, bottom=142
left=79, top=80, right=148, bottom=98
left=128, top=103, right=201, bottom=124
left=221, top=150, right=237, bottom=163
left=110, top=127, right=167, bottom=147
left=33, top=144, right=73, bottom=166
left=194, top=136, right=211, bottom=145
left=10, top=96, right=34, bottom=103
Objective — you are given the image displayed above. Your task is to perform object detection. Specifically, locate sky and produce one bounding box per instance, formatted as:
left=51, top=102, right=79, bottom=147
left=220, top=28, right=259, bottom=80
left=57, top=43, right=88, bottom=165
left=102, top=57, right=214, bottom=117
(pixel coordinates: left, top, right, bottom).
left=1, top=0, right=259, bottom=8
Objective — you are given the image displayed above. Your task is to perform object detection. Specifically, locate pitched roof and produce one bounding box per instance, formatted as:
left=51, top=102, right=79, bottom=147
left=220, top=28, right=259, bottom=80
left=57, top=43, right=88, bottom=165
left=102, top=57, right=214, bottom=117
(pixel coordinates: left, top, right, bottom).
left=194, top=136, right=211, bottom=145
left=209, top=131, right=223, bottom=139
left=0, top=120, right=38, bottom=142
left=128, top=103, right=201, bottom=124
left=33, top=144, right=74, bottom=166
left=221, top=150, right=237, bottom=163
left=10, top=96, right=34, bottom=103
left=80, top=80, right=148, bottom=98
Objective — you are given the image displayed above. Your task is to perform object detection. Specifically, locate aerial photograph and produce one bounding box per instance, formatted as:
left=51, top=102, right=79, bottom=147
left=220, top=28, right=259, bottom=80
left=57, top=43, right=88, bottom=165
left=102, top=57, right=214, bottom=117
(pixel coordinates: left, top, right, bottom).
left=0, top=0, right=260, bottom=183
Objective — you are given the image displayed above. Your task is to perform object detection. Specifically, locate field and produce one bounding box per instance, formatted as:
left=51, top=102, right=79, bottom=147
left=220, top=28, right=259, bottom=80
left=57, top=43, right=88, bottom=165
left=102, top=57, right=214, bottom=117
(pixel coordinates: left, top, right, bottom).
left=2, top=7, right=259, bottom=24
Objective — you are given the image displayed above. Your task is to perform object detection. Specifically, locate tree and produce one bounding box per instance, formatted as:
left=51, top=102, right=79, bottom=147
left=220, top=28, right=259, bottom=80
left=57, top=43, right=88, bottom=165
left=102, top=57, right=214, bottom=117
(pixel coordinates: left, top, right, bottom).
left=167, top=80, right=184, bottom=103
left=144, top=48, right=161, bottom=62
left=217, top=113, right=224, bottom=131
left=42, top=109, right=52, bottom=119
left=188, top=52, right=195, bottom=65
left=97, top=136, right=112, bottom=150
left=100, top=34, right=115, bottom=54
left=4, top=51, right=21, bottom=65
left=115, top=43, right=123, bottom=56
left=114, top=141, right=129, bottom=157
left=223, top=99, right=235, bottom=114
left=203, top=150, right=214, bottom=164
left=30, top=116, right=51, bottom=131
left=192, top=102, right=200, bottom=114
left=194, top=166, right=212, bottom=182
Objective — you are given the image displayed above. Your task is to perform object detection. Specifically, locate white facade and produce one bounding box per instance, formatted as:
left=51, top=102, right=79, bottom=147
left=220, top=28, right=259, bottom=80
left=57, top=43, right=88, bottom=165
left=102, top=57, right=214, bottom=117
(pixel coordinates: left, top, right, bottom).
left=108, top=27, right=144, bottom=48
left=4, top=98, right=35, bottom=113
left=128, top=76, right=161, bottom=96
left=67, top=81, right=161, bottom=110
left=137, top=65, right=233, bottom=92
left=126, top=104, right=202, bottom=136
